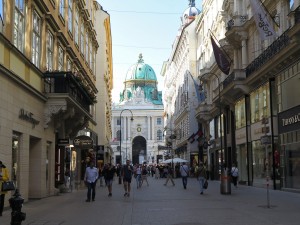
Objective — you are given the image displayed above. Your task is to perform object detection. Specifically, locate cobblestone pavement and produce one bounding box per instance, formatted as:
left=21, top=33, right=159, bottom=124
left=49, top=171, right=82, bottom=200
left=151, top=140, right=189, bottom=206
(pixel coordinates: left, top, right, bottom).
left=1, top=176, right=300, bottom=225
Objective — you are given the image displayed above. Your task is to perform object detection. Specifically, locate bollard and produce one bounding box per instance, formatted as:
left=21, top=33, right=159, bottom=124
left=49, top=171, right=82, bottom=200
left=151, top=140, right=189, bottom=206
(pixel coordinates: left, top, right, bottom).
left=9, top=189, right=26, bottom=225
left=220, top=168, right=231, bottom=195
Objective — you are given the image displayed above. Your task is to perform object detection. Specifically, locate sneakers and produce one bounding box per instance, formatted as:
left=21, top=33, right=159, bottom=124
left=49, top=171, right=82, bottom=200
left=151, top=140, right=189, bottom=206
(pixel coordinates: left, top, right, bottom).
left=200, top=192, right=203, bottom=195
left=127, top=193, right=130, bottom=197
left=85, top=199, right=90, bottom=202
left=108, top=193, right=112, bottom=197
left=124, top=193, right=127, bottom=197
left=124, top=192, right=130, bottom=197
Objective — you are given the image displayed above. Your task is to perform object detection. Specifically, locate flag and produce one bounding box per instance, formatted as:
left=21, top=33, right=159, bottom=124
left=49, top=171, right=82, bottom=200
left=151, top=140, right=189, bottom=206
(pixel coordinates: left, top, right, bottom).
left=194, top=129, right=204, bottom=142
left=210, top=36, right=231, bottom=75
left=187, top=133, right=196, bottom=143
left=249, top=0, right=277, bottom=40
left=188, top=71, right=206, bottom=103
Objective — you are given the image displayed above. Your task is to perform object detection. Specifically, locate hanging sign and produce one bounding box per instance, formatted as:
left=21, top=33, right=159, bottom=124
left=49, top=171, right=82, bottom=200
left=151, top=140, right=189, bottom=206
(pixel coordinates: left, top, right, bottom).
left=73, top=135, right=93, bottom=149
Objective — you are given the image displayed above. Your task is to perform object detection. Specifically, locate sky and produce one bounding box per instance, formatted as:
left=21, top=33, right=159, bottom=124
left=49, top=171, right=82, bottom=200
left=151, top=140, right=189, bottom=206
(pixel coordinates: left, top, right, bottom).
left=97, top=0, right=202, bottom=103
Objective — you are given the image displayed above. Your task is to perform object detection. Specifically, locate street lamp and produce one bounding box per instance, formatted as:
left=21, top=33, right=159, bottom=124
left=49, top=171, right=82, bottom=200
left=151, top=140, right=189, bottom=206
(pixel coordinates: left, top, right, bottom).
left=198, top=73, right=224, bottom=166
left=119, top=109, right=134, bottom=184
left=164, top=128, right=177, bottom=177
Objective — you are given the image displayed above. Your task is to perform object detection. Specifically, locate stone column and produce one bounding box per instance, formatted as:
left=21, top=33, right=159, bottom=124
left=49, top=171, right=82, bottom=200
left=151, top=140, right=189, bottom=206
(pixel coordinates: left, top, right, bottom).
left=147, top=116, right=151, bottom=140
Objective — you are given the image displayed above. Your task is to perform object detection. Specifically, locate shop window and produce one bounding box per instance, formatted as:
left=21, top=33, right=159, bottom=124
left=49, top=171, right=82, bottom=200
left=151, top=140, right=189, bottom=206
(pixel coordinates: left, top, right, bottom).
left=12, top=132, right=21, bottom=187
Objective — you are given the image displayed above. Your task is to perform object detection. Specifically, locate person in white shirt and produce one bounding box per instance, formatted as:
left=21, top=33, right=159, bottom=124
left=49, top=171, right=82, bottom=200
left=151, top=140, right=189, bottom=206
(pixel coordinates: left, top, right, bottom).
left=84, top=161, right=98, bottom=202
left=231, top=163, right=239, bottom=187
left=179, top=162, right=189, bottom=189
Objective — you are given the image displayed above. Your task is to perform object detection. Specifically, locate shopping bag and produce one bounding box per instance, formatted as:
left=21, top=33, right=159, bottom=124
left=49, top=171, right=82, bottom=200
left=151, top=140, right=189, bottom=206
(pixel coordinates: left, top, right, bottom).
left=1, top=181, right=16, bottom=191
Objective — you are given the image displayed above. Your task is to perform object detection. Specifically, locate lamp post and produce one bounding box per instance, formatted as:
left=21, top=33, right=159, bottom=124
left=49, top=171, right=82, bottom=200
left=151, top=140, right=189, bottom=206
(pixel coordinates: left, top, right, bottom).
left=164, top=128, right=177, bottom=177
left=119, top=109, right=134, bottom=184
left=198, top=72, right=223, bottom=165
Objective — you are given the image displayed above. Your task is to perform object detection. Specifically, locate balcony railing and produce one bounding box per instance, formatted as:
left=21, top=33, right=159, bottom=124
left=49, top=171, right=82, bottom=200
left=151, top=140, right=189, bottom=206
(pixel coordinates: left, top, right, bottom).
left=246, top=31, right=290, bottom=77
left=44, top=71, right=94, bottom=112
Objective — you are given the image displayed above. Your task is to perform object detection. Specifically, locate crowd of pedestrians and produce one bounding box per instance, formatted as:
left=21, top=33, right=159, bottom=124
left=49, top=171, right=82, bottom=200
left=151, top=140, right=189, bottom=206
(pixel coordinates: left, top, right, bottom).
left=82, top=159, right=239, bottom=202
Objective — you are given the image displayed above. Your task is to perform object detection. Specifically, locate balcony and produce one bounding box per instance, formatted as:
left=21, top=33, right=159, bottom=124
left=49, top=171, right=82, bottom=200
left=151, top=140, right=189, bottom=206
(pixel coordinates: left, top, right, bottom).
left=43, top=71, right=96, bottom=132
left=44, top=71, right=95, bottom=111
left=246, top=31, right=290, bottom=78
left=226, top=15, right=248, bottom=31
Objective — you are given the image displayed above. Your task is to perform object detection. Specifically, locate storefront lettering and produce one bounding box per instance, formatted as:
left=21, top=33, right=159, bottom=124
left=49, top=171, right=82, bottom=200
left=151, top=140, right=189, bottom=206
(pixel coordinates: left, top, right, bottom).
left=19, top=109, right=40, bottom=128
left=282, top=113, right=300, bottom=127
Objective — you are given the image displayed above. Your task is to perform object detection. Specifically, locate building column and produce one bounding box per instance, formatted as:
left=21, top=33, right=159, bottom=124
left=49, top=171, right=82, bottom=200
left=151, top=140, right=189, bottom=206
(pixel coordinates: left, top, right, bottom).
left=152, top=116, right=155, bottom=141
left=128, top=116, right=131, bottom=139
left=147, top=116, right=151, bottom=140
left=241, top=34, right=248, bottom=69
left=111, top=117, right=115, bottom=140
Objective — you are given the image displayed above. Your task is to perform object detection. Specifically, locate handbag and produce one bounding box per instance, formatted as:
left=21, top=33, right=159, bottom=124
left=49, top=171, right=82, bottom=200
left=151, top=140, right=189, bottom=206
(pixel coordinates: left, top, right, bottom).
left=203, top=180, right=208, bottom=189
left=1, top=181, right=16, bottom=191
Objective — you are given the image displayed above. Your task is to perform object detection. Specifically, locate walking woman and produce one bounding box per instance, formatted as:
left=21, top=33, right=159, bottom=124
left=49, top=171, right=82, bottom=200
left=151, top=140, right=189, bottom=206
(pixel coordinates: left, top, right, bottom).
left=196, top=162, right=207, bottom=195
left=0, top=161, right=10, bottom=216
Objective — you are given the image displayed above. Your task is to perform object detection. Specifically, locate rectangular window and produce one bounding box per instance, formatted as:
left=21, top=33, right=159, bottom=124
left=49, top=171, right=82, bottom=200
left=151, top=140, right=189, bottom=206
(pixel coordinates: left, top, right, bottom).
left=117, top=119, right=120, bottom=125
left=32, top=11, right=41, bottom=68
left=157, top=118, right=162, bottom=125
left=250, top=83, right=270, bottom=123
left=235, top=98, right=246, bottom=129
left=58, top=46, right=64, bottom=71
left=67, top=58, right=72, bottom=71
left=74, top=7, right=79, bottom=44
left=59, top=0, right=64, bottom=17
left=14, top=0, right=25, bottom=52
left=89, top=42, right=92, bottom=69
left=68, top=0, right=73, bottom=33
left=46, top=31, right=54, bottom=71
left=80, top=19, right=84, bottom=54
left=85, top=33, right=89, bottom=61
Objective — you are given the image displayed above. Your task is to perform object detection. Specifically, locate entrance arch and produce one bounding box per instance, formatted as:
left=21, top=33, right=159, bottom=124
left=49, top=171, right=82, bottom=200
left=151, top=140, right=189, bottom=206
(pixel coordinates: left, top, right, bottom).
left=132, top=136, right=146, bottom=165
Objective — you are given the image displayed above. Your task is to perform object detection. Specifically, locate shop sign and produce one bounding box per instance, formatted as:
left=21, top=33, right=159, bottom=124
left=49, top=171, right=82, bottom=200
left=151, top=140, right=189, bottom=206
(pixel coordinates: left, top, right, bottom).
left=73, top=135, right=93, bottom=149
left=19, top=109, right=40, bottom=128
left=58, top=139, right=69, bottom=146
left=278, top=105, right=300, bottom=134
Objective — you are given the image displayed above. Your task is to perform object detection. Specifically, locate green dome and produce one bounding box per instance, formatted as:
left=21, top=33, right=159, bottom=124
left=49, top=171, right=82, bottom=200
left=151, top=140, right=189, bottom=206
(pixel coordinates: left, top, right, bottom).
left=125, top=54, right=157, bottom=81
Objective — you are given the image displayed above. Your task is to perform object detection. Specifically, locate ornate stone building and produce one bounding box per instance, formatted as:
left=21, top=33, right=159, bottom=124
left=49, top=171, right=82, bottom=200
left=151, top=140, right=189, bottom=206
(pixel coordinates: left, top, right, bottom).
left=111, top=54, right=165, bottom=165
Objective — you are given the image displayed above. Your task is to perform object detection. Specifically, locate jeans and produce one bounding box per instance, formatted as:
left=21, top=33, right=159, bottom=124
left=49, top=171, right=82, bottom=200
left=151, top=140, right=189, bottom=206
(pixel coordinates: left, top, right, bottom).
left=181, top=176, right=188, bottom=188
left=198, top=176, right=205, bottom=193
left=86, top=181, right=96, bottom=201
left=136, top=174, right=141, bottom=188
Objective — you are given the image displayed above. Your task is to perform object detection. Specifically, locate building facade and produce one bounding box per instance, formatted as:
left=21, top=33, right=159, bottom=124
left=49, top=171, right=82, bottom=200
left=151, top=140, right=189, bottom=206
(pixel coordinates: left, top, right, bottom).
left=162, top=0, right=201, bottom=167
left=0, top=0, right=101, bottom=204
left=193, top=0, right=300, bottom=190
left=94, top=3, right=113, bottom=169
left=111, top=54, right=165, bottom=165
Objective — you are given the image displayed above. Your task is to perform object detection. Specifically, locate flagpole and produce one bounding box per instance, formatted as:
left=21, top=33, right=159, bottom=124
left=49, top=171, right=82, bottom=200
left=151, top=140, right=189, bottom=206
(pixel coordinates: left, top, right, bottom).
left=258, top=0, right=280, bottom=27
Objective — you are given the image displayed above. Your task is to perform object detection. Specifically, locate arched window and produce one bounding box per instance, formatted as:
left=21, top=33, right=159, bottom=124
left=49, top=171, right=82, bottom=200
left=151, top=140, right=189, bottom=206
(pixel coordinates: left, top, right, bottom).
left=157, top=130, right=163, bottom=140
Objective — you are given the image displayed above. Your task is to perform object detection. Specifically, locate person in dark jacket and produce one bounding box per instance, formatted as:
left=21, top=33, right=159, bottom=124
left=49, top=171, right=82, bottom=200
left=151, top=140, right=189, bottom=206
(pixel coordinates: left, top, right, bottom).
left=103, top=163, right=116, bottom=197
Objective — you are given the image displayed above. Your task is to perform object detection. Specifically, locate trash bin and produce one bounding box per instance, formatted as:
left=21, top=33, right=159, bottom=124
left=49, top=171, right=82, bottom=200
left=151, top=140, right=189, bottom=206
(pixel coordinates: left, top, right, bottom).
left=220, top=169, right=231, bottom=194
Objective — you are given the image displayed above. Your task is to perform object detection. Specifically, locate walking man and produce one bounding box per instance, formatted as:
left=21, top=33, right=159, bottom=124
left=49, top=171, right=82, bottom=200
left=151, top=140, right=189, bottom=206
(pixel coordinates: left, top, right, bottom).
left=122, top=160, right=133, bottom=197
left=164, top=165, right=175, bottom=186
left=180, top=162, right=189, bottom=189
left=103, top=163, right=116, bottom=196
left=84, top=161, right=98, bottom=202
left=231, top=163, right=239, bottom=187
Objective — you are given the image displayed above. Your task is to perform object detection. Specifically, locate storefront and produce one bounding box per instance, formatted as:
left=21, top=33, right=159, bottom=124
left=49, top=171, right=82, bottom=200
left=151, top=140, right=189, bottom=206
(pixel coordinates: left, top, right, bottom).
left=278, top=105, right=300, bottom=190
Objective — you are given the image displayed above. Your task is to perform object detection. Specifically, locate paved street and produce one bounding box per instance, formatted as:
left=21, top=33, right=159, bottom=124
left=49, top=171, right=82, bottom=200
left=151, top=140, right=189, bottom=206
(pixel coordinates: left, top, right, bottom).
left=1, top=176, right=300, bottom=225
